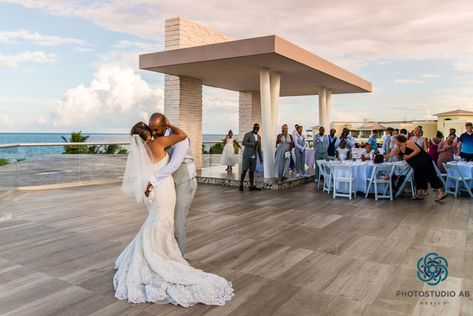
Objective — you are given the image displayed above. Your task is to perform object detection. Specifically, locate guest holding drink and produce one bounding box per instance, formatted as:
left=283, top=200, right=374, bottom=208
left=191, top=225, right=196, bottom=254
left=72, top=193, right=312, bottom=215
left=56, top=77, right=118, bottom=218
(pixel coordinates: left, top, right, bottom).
left=437, top=133, right=456, bottom=173
left=294, top=125, right=307, bottom=177
left=459, top=122, right=473, bottom=162
left=220, top=130, right=241, bottom=172
left=274, top=124, right=293, bottom=181
left=384, top=135, right=446, bottom=201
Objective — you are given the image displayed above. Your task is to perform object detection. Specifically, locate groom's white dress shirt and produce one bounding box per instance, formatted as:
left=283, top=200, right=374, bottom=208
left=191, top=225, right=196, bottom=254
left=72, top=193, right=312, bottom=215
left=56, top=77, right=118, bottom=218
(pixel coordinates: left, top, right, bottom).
left=149, top=128, right=196, bottom=187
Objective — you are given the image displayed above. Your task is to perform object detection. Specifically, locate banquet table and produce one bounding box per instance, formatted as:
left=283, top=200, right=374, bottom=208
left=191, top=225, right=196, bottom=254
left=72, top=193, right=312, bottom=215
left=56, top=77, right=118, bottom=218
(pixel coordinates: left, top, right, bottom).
left=445, top=162, right=473, bottom=189
left=324, top=160, right=408, bottom=194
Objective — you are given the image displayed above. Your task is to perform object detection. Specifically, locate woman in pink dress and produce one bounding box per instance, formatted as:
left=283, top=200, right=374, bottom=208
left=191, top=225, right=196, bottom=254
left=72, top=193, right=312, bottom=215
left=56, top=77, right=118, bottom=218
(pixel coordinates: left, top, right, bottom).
left=428, top=131, right=443, bottom=163
left=437, top=133, right=456, bottom=173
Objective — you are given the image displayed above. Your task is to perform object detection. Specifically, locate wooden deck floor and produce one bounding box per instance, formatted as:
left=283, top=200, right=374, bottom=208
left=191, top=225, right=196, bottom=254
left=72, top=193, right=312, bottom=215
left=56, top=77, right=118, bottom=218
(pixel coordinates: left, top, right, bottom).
left=0, top=183, right=472, bottom=315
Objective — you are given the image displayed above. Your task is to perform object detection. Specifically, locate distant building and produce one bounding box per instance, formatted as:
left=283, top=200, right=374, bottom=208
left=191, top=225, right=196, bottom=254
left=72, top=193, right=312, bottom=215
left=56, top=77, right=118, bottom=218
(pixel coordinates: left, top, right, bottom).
left=313, top=109, right=473, bottom=144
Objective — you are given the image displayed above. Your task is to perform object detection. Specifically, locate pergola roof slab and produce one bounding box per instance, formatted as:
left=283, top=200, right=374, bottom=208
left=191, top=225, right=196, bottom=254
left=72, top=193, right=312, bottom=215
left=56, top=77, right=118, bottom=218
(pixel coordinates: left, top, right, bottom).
left=139, top=35, right=372, bottom=96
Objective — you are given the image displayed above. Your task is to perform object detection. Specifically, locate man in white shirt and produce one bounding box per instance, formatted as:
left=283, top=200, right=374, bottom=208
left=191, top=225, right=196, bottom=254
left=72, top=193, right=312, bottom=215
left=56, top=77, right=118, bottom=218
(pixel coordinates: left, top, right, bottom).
left=144, top=113, right=197, bottom=256
left=382, top=127, right=394, bottom=154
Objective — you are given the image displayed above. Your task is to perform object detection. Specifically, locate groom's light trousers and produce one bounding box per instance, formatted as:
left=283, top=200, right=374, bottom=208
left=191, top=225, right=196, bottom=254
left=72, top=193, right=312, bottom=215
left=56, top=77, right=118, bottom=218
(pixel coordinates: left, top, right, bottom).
left=174, top=177, right=198, bottom=256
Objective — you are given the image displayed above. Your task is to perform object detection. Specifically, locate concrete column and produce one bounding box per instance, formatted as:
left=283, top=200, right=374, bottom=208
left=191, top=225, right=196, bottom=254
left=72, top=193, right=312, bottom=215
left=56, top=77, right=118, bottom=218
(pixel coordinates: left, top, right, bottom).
left=326, top=89, right=332, bottom=128
left=260, top=69, right=275, bottom=178
left=164, top=76, right=203, bottom=169
left=164, top=17, right=232, bottom=170
left=318, top=87, right=327, bottom=129
left=270, top=72, right=281, bottom=149
left=238, top=91, right=261, bottom=139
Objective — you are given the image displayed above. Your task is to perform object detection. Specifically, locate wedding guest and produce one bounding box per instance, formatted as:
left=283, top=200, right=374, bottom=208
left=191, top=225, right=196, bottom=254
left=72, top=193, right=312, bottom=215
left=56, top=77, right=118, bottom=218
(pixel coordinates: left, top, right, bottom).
left=239, top=123, right=263, bottom=191
left=410, top=127, right=428, bottom=152
left=313, top=126, right=329, bottom=180
left=459, top=122, right=473, bottom=161
left=289, top=124, right=299, bottom=172
left=361, top=143, right=375, bottom=161
left=327, top=128, right=338, bottom=159
left=275, top=124, right=293, bottom=180
left=294, top=125, right=307, bottom=177
left=383, top=127, right=394, bottom=154
left=339, top=128, right=355, bottom=159
left=428, top=131, right=443, bottom=163
left=368, top=130, right=379, bottom=153
left=384, top=134, right=446, bottom=201
left=437, top=133, right=457, bottom=173
left=400, top=128, right=408, bottom=136
left=449, top=128, right=457, bottom=141
left=336, top=139, right=349, bottom=161
left=220, top=130, right=241, bottom=172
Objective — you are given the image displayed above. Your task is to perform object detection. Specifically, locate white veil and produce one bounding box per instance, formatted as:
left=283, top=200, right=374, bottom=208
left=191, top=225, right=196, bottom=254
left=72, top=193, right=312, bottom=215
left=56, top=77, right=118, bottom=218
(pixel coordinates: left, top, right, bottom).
left=121, top=135, right=154, bottom=203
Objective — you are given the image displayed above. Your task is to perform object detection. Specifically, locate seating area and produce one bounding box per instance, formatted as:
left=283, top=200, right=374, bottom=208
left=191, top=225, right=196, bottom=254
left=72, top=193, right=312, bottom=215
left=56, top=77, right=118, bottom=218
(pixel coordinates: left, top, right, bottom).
left=316, top=160, right=473, bottom=200
left=317, top=160, right=414, bottom=200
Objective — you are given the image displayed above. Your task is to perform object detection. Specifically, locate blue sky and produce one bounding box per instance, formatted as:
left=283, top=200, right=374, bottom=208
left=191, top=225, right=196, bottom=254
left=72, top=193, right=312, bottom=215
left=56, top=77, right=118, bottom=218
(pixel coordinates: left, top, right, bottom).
left=1, top=1, right=473, bottom=133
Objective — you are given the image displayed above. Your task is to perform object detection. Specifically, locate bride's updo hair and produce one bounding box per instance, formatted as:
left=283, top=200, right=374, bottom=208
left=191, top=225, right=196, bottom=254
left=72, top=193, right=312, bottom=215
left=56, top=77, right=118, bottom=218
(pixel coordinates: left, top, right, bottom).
left=130, top=122, right=152, bottom=142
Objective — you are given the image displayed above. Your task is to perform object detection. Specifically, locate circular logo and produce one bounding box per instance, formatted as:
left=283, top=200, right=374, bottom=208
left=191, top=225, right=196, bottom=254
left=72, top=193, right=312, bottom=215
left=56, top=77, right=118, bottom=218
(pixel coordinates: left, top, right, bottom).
left=417, top=252, right=448, bottom=286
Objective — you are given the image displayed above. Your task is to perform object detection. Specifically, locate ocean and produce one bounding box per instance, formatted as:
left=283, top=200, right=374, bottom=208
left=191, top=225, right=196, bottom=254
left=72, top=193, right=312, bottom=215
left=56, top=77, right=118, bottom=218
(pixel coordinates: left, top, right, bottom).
left=0, top=133, right=229, bottom=160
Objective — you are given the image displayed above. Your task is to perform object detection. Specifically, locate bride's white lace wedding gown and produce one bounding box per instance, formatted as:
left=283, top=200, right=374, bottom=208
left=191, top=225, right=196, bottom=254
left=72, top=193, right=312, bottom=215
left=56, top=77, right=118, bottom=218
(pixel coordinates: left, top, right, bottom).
left=113, top=153, right=234, bottom=307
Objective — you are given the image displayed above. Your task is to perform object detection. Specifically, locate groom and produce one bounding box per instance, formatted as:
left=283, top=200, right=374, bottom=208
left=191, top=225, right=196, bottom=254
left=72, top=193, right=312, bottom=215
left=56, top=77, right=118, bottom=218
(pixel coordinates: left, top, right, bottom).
left=144, top=113, right=197, bottom=256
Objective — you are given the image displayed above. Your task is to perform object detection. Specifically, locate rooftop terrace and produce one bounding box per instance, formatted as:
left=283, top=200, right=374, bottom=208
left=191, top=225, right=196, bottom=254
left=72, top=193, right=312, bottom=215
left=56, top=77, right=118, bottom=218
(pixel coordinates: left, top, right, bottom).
left=1, top=182, right=472, bottom=315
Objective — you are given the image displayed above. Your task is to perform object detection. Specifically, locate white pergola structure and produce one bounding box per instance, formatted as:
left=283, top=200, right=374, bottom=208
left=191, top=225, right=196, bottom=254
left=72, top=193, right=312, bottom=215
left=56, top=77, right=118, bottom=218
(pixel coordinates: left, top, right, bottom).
left=140, top=18, right=371, bottom=179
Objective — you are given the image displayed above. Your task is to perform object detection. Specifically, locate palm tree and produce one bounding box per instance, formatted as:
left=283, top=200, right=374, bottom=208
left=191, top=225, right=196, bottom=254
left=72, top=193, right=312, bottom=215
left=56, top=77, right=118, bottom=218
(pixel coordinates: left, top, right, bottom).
left=62, top=131, right=90, bottom=154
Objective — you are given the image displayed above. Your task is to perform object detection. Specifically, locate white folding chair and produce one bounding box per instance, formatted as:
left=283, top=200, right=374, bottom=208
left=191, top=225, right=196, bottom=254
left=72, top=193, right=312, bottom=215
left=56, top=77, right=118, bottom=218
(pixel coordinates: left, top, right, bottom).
left=432, top=160, right=447, bottom=190
left=315, top=159, right=325, bottom=189
left=332, top=165, right=356, bottom=200
left=321, top=162, right=333, bottom=194
left=365, top=165, right=395, bottom=200
left=395, top=168, right=416, bottom=198
left=443, top=163, right=473, bottom=198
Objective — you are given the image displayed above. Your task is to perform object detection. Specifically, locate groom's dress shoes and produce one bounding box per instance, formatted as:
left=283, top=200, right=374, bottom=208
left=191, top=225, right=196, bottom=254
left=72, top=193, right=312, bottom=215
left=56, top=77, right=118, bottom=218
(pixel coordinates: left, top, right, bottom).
left=239, top=185, right=244, bottom=191
left=249, top=186, right=261, bottom=191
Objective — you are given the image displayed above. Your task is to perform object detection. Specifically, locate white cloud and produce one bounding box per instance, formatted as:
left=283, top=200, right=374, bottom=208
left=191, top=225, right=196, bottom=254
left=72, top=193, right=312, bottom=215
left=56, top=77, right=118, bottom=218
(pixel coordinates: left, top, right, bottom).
left=7, top=0, right=473, bottom=72
left=52, top=63, right=163, bottom=130
left=420, top=73, right=442, bottom=78
left=0, top=29, right=87, bottom=46
left=0, top=115, right=14, bottom=126
left=393, top=79, right=426, bottom=84
left=35, top=115, right=47, bottom=124
left=73, top=46, right=94, bottom=53
left=0, top=51, right=57, bottom=68
left=114, top=40, right=160, bottom=52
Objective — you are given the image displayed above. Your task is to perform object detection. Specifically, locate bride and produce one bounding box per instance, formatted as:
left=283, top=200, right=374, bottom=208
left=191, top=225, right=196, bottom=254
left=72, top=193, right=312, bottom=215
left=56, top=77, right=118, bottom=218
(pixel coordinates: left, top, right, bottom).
left=114, top=120, right=234, bottom=307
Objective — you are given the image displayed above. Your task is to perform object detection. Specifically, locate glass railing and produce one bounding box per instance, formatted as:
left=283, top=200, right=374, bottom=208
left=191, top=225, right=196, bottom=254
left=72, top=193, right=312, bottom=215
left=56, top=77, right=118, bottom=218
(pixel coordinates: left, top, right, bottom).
left=0, top=142, right=129, bottom=195
left=0, top=140, right=234, bottom=196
